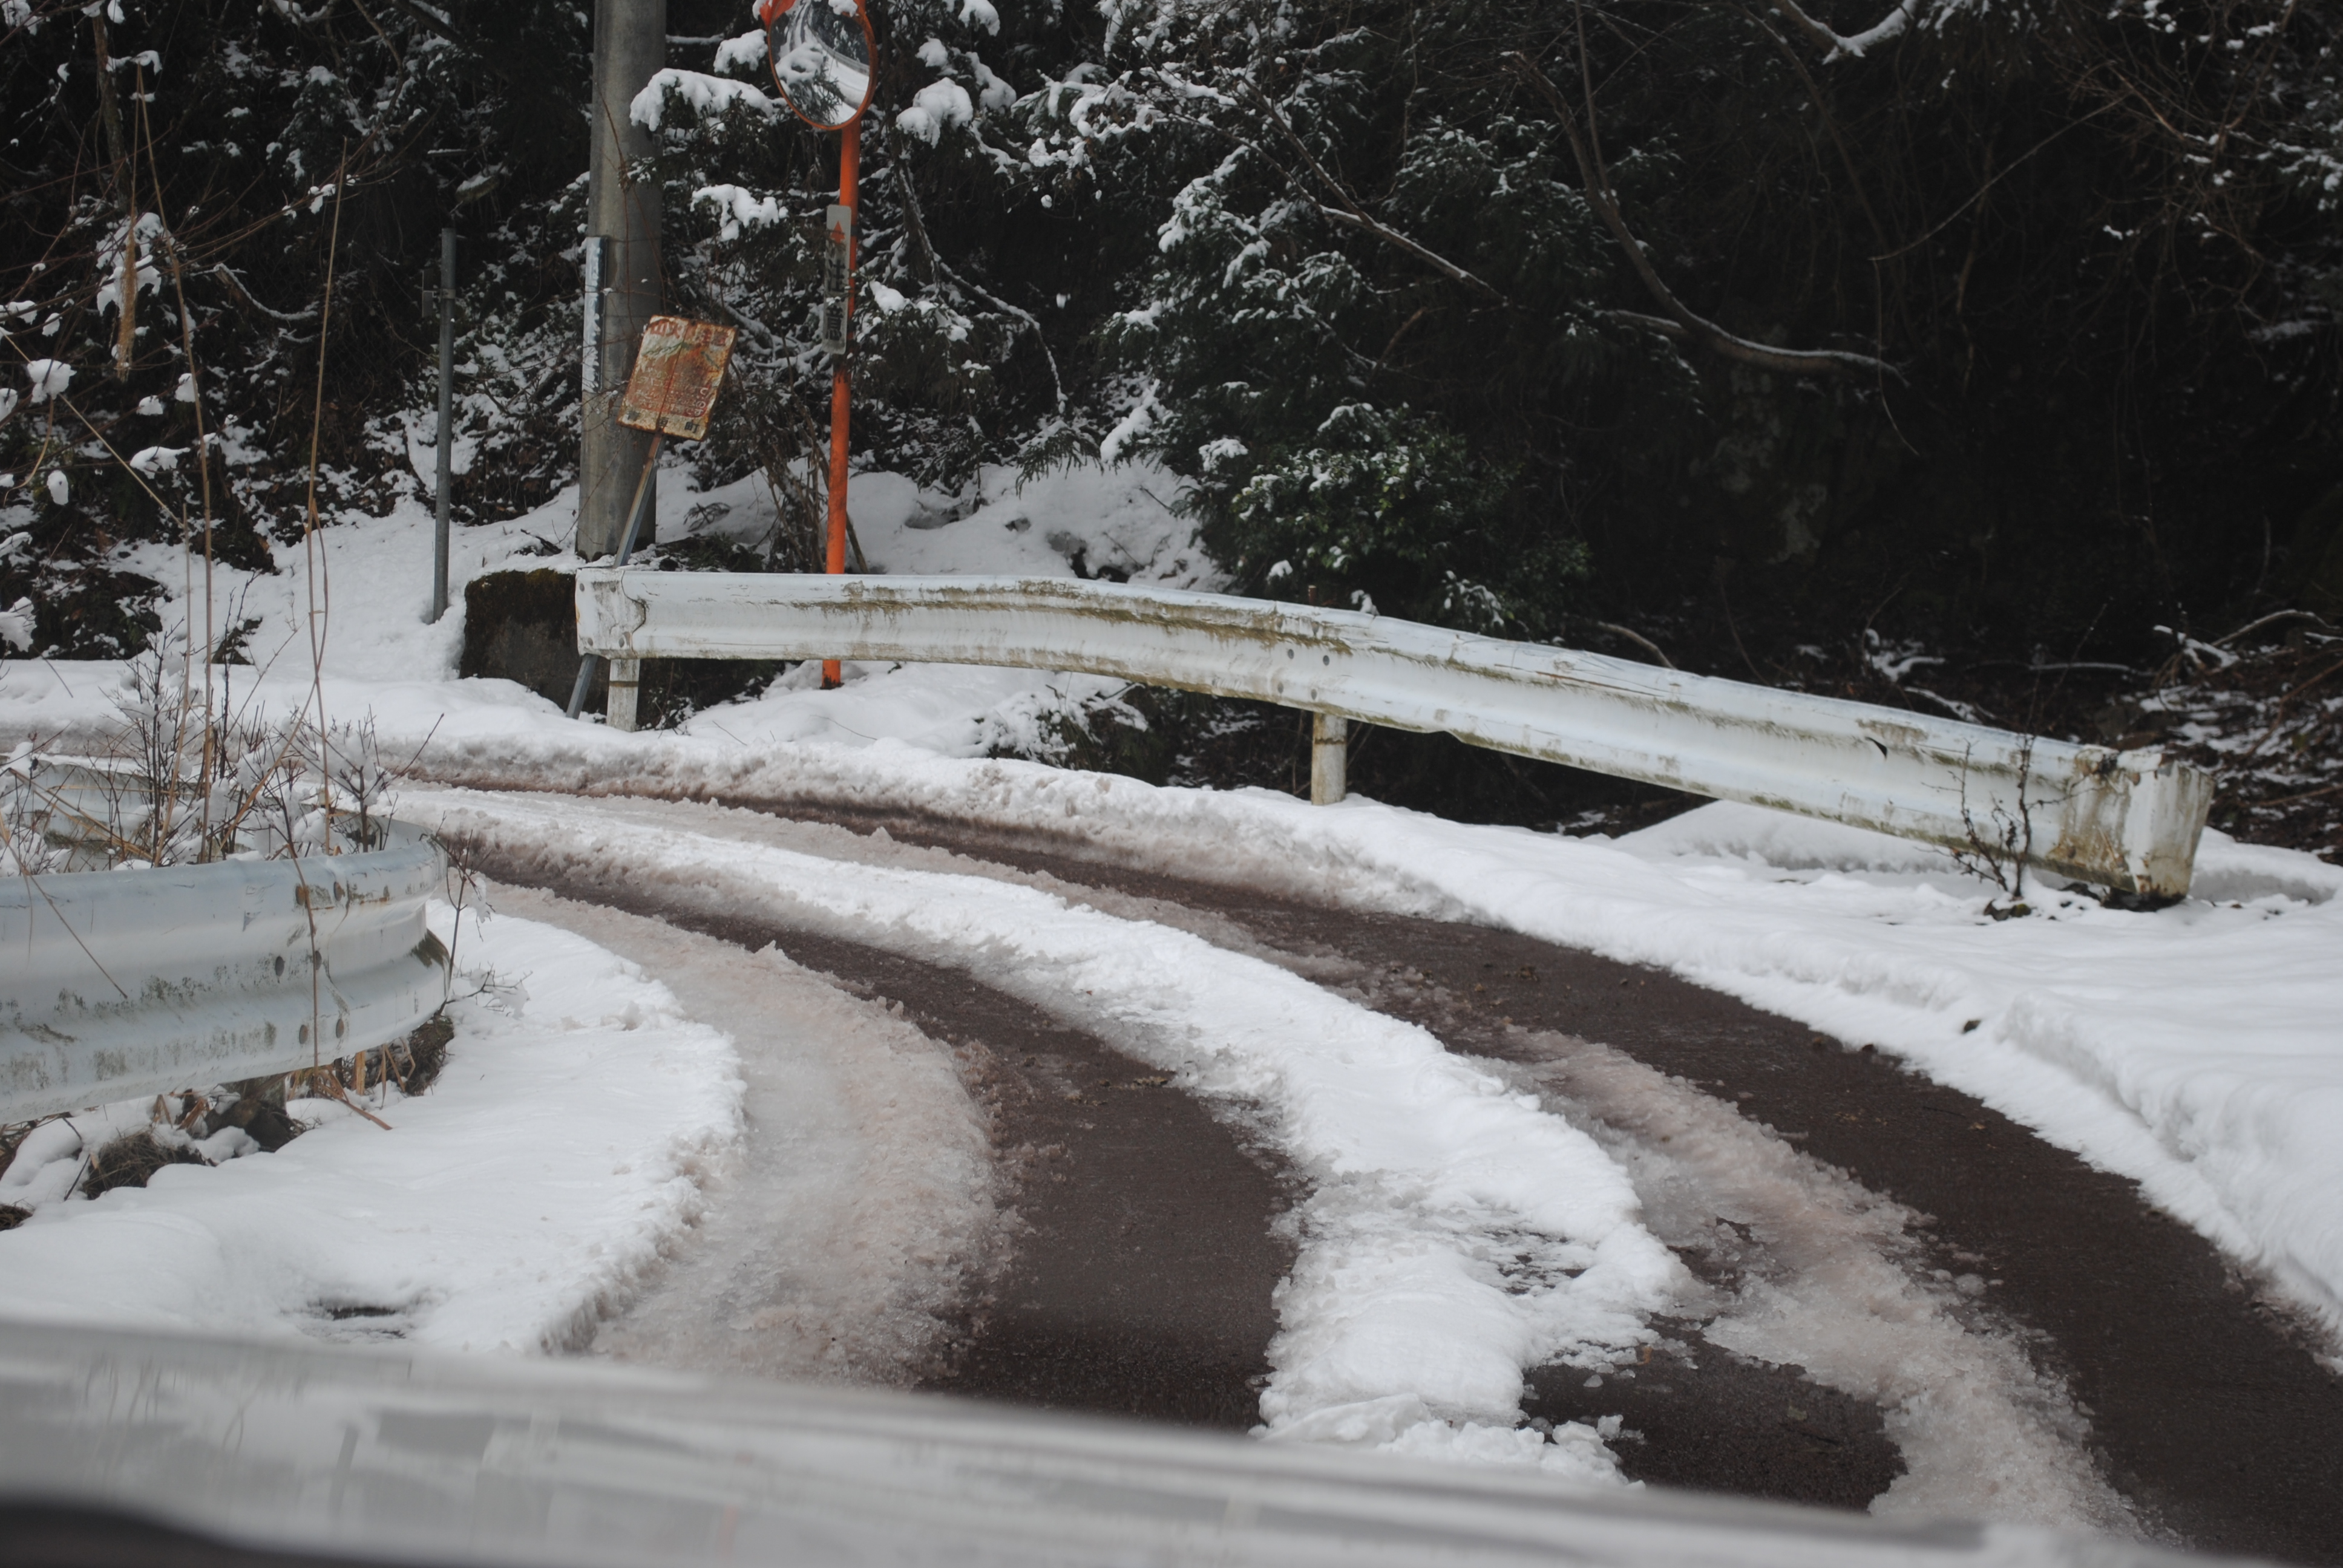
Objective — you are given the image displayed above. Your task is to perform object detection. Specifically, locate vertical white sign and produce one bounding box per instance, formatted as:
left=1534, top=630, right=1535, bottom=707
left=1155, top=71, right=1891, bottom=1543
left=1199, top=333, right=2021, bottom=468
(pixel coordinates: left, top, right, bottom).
left=581, top=236, right=610, bottom=393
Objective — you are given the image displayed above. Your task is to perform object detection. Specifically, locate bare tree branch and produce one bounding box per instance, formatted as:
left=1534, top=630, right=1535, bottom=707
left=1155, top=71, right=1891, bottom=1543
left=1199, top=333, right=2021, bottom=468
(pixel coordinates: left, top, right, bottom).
left=1509, top=51, right=1896, bottom=382
left=1864, top=100, right=2117, bottom=263
left=1763, top=0, right=1928, bottom=59
left=1728, top=0, right=1890, bottom=251
left=1590, top=619, right=1677, bottom=668
left=1239, top=80, right=1512, bottom=305
left=1314, top=206, right=1507, bottom=300
left=380, top=0, right=460, bottom=46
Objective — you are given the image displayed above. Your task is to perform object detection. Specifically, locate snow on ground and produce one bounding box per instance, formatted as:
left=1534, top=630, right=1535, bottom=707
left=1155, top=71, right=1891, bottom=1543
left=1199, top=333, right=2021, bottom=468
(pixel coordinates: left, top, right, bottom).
left=483, top=882, right=1001, bottom=1386
left=0, top=903, right=740, bottom=1353
left=742, top=459, right=1216, bottom=587
left=408, top=786, right=1687, bottom=1486
left=0, top=455, right=1209, bottom=760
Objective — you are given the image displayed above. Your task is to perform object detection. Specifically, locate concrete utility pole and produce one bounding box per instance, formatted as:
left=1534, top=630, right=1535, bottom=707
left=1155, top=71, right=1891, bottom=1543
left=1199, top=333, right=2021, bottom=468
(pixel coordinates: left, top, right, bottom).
left=580, top=0, right=666, bottom=560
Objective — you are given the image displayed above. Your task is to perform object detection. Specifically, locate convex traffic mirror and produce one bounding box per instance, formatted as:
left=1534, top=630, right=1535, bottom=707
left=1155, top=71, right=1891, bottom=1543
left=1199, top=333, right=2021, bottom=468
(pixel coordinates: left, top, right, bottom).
left=765, top=0, right=876, bottom=131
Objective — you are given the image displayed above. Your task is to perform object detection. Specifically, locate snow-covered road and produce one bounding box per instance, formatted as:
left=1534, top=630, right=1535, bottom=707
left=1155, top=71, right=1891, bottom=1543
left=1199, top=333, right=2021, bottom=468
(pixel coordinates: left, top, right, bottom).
left=415, top=785, right=2199, bottom=1535
left=415, top=785, right=1685, bottom=1487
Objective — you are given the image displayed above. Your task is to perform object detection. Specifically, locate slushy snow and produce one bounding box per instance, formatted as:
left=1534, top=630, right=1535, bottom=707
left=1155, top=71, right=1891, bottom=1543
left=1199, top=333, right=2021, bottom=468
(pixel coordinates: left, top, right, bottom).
left=486, top=881, right=1002, bottom=1386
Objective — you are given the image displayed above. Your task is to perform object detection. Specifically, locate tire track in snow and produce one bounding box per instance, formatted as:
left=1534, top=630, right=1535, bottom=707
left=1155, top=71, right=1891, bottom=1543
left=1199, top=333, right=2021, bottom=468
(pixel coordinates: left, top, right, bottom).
left=491, top=873, right=1293, bottom=1428
left=1495, top=1033, right=2131, bottom=1530
left=413, top=787, right=1679, bottom=1485
left=760, top=809, right=2342, bottom=1564
left=476, top=884, right=1003, bottom=1388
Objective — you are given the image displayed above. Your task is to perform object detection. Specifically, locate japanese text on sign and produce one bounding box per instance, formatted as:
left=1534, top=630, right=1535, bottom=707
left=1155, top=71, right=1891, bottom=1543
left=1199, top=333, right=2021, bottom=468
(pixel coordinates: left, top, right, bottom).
left=617, top=316, right=739, bottom=440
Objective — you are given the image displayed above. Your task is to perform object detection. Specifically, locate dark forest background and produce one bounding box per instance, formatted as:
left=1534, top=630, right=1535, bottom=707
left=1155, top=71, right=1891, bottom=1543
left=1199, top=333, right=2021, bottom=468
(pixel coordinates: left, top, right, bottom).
left=4, top=0, right=2340, bottom=847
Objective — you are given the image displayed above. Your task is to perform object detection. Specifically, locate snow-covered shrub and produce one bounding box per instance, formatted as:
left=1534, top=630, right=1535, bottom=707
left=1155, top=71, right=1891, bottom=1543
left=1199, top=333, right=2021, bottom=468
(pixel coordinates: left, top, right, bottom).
left=2, top=652, right=404, bottom=873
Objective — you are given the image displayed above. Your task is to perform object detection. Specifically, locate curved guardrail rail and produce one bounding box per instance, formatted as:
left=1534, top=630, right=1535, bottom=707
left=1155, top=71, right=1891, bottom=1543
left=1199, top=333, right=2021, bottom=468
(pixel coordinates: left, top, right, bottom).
left=0, top=1318, right=2212, bottom=1568
left=576, top=571, right=2214, bottom=897
left=0, top=824, right=448, bottom=1122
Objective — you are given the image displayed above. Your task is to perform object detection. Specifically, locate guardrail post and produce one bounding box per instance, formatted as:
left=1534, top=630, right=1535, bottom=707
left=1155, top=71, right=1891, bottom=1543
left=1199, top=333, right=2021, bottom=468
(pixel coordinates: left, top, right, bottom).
left=607, top=658, right=641, bottom=733
left=1311, top=713, right=1347, bottom=805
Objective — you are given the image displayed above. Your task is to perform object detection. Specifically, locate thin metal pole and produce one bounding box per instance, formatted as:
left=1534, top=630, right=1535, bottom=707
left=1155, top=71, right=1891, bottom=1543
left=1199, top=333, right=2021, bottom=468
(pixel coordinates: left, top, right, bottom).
left=429, top=227, right=454, bottom=622
left=566, top=433, right=664, bottom=719
left=822, top=119, right=860, bottom=690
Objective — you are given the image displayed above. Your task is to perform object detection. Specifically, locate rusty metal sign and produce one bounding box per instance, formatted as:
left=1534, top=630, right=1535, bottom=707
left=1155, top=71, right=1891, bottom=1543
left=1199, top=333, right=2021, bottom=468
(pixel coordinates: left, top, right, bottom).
left=617, top=316, right=738, bottom=440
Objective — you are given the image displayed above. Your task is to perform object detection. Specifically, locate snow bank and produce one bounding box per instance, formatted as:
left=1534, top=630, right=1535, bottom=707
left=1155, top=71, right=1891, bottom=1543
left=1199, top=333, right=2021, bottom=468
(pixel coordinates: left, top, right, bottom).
left=408, top=788, right=1690, bottom=1481
left=0, top=904, right=741, bottom=1354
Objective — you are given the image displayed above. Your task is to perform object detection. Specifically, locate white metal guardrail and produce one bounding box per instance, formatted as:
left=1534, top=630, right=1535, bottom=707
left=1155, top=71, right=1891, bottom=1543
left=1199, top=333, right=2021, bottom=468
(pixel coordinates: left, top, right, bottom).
left=0, top=825, right=448, bottom=1122
left=0, top=1318, right=2230, bottom=1568
left=577, top=572, right=2215, bottom=897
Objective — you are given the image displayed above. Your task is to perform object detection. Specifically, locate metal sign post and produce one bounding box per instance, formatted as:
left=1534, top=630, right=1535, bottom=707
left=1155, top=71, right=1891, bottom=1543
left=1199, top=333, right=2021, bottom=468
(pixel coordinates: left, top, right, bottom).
left=427, top=227, right=456, bottom=624
left=820, top=174, right=856, bottom=688
left=761, top=0, right=877, bottom=690
left=566, top=315, right=738, bottom=730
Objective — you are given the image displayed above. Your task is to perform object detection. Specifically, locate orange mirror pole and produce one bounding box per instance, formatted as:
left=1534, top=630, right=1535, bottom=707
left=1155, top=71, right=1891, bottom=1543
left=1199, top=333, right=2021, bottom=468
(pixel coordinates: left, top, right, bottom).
left=822, top=118, right=860, bottom=690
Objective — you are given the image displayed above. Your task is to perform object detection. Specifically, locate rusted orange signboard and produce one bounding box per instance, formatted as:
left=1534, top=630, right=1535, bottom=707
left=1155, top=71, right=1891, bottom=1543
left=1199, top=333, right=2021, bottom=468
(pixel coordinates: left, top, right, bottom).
left=617, top=316, right=738, bottom=440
